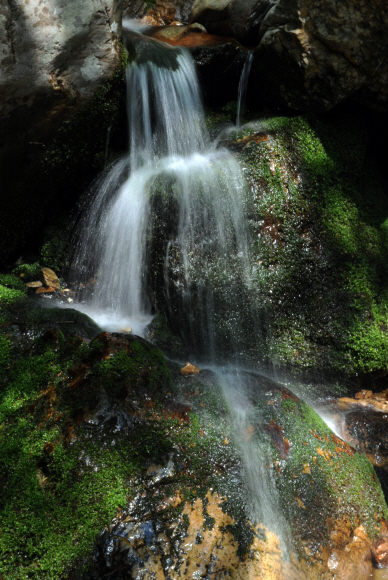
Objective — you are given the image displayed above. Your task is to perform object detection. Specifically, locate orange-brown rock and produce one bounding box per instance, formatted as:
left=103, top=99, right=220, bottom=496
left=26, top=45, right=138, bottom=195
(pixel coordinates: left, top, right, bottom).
left=147, top=24, right=242, bottom=49
left=35, top=286, right=56, bottom=294
left=355, top=389, right=374, bottom=400
left=338, top=396, right=388, bottom=413
left=97, top=490, right=388, bottom=579
left=39, top=268, right=60, bottom=290
left=180, top=362, right=200, bottom=375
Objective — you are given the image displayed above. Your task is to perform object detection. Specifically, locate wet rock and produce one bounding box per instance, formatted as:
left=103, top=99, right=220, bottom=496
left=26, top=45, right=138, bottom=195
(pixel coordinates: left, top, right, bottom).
left=39, top=268, right=60, bottom=291
left=25, top=281, right=42, bottom=289
left=85, top=370, right=388, bottom=579
left=341, top=407, right=388, bottom=469
left=189, top=0, right=388, bottom=112
left=119, top=327, right=132, bottom=334
left=338, top=395, right=388, bottom=414
left=1, top=320, right=387, bottom=578
left=355, top=389, right=374, bottom=400
left=35, top=286, right=56, bottom=295
left=180, top=362, right=200, bottom=375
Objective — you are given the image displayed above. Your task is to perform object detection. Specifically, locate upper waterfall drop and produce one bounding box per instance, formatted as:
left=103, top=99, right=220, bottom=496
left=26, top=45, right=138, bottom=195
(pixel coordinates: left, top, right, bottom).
left=69, top=26, right=250, bottom=343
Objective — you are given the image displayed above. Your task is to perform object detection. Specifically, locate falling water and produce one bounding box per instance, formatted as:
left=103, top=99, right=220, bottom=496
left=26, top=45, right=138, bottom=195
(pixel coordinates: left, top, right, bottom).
left=70, top=24, right=291, bottom=556
left=71, top=28, right=249, bottom=340
left=237, top=52, right=253, bottom=128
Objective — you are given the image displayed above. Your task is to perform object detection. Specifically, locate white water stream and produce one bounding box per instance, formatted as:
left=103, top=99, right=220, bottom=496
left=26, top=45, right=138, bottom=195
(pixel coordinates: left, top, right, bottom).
left=70, top=23, right=291, bottom=556
left=237, top=52, right=253, bottom=128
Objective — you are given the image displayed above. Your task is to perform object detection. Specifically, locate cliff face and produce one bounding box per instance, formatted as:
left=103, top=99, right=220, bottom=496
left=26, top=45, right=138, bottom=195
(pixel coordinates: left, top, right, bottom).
left=0, top=0, right=124, bottom=265
left=189, top=0, right=388, bottom=112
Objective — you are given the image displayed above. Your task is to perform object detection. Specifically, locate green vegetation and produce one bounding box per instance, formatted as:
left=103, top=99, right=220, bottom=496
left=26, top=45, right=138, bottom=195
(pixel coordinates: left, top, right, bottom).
left=223, top=110, right=388, bottom=377
left=0, top=274, right=386, bottom=575
left=0, top=318, right=172, bottom=578
left=263, top=389, right=387, bottom=553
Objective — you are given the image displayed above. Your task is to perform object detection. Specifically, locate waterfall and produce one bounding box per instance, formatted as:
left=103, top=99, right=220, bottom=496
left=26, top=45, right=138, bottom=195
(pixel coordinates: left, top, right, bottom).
left=237, top=52, right=253, bottom=128
left=70, top=28, right=250, bottom=341
left=69, top=24, right=291, bottom=557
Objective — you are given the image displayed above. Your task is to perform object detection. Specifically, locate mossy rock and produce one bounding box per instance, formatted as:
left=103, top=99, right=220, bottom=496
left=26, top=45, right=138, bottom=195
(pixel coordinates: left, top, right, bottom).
left=156, top=108, right=387, bottom=380
left=0, top=317, right=386, bottom=578
left=242, top=111, right=388, bottom=379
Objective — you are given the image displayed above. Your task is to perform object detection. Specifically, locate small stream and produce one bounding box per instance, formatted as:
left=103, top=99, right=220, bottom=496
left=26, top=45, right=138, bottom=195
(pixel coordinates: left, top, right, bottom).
left=66, top=21, right=387, bottom=573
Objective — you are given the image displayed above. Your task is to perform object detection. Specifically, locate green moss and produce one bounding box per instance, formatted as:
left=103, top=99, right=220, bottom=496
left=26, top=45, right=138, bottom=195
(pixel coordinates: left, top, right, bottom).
left=0, top=284, right=26, bottom=304
left=0, top=328, right=175, bottom=578
left=264, top=390, right=387, bottom=548
left=0, top=335, right=11, bottom=382
left=93, top=341, right=172, bottom=395
left=12, top=262, right=41, bottom=281
left=39, top=222, right=69, bottom=273
left=231, top=111, right=388, bottom=376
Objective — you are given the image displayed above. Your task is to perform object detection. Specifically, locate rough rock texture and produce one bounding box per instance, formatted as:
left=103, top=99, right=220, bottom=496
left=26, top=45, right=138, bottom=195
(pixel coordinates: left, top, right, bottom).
left=0, top=0, right=123, bottom=265
left=0, top=0, right=122, bottom=140
left=148, top=112, right=388, bottom=377
left=189, top=0, right=388, bottom=111
left=190, top=0, right=270, bottom=45
left=1, top=274, right=387, bottom=578
left=123, top=0, right=196, bottom=24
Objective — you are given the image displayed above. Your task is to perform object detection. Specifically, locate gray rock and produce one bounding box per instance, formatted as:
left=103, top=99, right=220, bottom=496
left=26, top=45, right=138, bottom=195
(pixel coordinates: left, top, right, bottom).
left=189, top=0, right=388, bottom=111
left=0, top=0, right=123, bottom=265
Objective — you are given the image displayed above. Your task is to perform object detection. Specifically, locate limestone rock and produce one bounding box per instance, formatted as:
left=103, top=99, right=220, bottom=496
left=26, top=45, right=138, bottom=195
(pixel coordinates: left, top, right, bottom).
left=0, top=0, right=123, bottom=264
left=189, top=0, right=388, bottom=111
left=0, top=0, right=122, bottom=122
left=39, top=268, right=60, bottom=290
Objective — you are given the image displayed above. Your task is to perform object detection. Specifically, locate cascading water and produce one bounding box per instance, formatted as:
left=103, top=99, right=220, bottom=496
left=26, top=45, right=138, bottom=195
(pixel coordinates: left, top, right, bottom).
left=70, top=23, right=291, bottom=559
left=237, top=52, right=253, bottom=128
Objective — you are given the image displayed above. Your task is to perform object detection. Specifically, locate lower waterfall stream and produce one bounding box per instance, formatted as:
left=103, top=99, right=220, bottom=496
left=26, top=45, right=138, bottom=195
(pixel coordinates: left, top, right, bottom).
left=65, top=23, right=383, bottom=573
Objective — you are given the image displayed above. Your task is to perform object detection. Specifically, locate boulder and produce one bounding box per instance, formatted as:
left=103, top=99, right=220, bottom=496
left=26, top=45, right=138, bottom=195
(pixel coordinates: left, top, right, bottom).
left=189, top=0, right=388, bottom=111
left=39, top=267, right=60, bottom=290
left=190, top=0, right=271, bottom=45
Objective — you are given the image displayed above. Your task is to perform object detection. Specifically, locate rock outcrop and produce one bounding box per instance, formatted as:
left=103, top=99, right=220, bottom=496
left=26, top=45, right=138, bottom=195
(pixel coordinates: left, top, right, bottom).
left=0, top=0, right=123, bottom=265
left=1, top=283, right=387, bottom=579
left=189, top=0, right=388, bottom=111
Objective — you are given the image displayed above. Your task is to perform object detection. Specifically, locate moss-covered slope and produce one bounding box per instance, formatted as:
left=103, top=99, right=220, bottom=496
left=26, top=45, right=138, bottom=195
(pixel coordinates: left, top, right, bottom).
left=1, top=283, right=387, bottom=578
